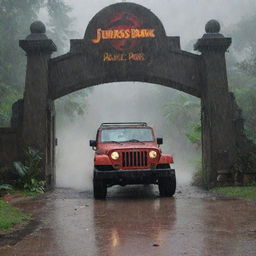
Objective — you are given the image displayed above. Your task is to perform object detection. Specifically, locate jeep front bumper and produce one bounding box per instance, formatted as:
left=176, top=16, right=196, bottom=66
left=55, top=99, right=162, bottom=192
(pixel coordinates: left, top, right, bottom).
left=94, top=168, right=175, bottom=185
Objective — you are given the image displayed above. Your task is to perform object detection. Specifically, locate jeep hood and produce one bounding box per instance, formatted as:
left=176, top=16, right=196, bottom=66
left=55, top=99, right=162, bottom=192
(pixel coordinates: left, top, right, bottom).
left=96, top=142, right=159, bottom=155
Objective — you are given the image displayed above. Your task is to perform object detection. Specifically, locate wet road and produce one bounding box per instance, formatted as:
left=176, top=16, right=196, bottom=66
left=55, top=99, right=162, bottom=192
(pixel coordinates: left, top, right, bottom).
left=0, top=185, right=256, bottom=256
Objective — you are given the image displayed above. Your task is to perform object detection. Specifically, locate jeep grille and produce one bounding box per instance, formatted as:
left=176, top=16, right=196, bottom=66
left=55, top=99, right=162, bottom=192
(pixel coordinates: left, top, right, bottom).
left=122, top=151, right=148, bottom=168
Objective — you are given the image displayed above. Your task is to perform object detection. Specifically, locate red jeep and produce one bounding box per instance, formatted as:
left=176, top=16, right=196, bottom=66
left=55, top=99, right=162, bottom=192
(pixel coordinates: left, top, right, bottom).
left=89, top=122, right=176, bottom=199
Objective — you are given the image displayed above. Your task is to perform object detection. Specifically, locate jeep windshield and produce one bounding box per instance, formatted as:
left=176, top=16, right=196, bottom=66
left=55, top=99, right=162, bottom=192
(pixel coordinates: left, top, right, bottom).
left=100, top=128, right=154, bottom=143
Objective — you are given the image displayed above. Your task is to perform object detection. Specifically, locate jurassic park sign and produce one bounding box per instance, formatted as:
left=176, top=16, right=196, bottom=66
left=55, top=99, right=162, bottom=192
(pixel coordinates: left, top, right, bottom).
left=84, top=3, right=167, bottom=63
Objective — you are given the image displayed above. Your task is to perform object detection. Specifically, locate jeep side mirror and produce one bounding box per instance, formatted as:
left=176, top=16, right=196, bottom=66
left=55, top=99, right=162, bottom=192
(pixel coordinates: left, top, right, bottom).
left=157, top=138, right=163, bottom=145
left=89, top=140, right=97, bottom=147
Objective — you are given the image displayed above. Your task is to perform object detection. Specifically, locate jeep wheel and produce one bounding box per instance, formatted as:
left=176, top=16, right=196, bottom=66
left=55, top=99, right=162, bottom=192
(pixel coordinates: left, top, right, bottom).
left=158, top=175, right=176, bottom=197
left=93, top=179, right=107, bottom=199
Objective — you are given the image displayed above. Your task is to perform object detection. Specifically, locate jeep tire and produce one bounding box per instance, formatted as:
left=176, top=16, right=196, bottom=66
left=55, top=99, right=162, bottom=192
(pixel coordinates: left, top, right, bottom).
left=93, top=179, right=107, bottom=199
left=158, top=175, right=176, bottom=197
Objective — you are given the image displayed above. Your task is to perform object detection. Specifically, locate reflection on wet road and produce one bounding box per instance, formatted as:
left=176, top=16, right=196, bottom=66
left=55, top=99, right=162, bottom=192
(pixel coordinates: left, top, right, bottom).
left=1, top=185, right=256, bottom=256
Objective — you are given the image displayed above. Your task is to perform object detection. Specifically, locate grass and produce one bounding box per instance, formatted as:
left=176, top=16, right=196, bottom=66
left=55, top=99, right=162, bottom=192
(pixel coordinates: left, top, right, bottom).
left=212, top=186, right=256, bottom=201
left=0, top=199, right=31, bottom=230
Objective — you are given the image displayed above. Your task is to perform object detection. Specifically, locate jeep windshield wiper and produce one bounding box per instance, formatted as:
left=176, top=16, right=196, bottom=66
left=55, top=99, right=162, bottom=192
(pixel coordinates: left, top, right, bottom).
left=107, top=140, right=122, bottom=144
left=124, top=139, right=145, bottom=144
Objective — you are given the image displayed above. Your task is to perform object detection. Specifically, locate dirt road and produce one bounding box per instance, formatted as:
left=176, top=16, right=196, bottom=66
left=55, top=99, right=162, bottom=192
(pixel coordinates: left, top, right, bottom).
left=1, top=185, right=256, bottom=256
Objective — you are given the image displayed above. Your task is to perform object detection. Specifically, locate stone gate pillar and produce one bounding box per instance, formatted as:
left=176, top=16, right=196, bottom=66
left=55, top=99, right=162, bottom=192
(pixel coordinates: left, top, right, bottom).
left=19, top=21, right=57, bottom=186
left=195, top=20, right=236, bottom=187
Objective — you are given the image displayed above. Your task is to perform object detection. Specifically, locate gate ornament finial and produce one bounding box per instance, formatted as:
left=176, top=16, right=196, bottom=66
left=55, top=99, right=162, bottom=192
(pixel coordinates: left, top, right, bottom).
left=202, top=19, right=224, bottom=39
left=20, top=20, right=56, bottom=54
left=194, top=18, right=231, bottom=52
left=205, top=19, right=220, bottom=33
left=26, top=21, right=48, bottom=40
left=30, top=21, right=46, bottom=34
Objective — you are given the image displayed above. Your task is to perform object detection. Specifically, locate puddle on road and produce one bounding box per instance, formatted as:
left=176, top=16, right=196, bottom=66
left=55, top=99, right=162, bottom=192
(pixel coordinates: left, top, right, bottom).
left=1, top=186, right=256, bottom=256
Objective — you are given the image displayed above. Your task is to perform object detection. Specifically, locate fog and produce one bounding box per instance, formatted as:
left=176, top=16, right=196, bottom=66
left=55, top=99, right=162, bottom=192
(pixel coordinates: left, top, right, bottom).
left=55, top=0, right=254, bottom=190
left=56, top=83, right=198, bottom=190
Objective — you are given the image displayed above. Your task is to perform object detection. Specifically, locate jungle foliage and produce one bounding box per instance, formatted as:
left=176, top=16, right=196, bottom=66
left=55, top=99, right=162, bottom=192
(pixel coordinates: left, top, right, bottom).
left=0, top=184, right=13, bottom=195
left=227, top=14, right=256, bottom=143
left=13, top=147, right=45, bottom=193
left=164, top=93, right=201, bottom=148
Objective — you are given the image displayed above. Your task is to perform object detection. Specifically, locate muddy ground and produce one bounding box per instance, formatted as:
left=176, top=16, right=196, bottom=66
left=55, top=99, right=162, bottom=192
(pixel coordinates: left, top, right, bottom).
left=0, top=185, right=256, bottom=256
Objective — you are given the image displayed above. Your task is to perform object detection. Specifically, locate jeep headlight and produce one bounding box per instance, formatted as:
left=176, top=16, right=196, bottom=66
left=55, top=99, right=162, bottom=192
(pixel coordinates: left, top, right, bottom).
left=149, top=150, right=157, bottom=159
left=111, top=151, right=119, bottom=160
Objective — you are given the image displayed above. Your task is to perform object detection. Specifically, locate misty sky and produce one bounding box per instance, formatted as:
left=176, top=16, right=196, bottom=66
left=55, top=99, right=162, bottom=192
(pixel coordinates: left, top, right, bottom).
left=65, top=0, right=255, bottom=48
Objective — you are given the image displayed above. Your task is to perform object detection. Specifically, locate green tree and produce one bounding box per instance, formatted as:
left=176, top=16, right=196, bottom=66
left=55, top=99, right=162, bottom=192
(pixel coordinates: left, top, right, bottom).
left=165, top=93, right=200, bottom=144
left=46, top=0, right=91, bottom=121
left=0, top=0, right=43, bottom=89
left=0, top=0, right=44, bottom=126
left=227, top=13, right=256, bottom=143
left=47, top=0, right=76, bottom=54
left=55, top=89, right=91, bottom=126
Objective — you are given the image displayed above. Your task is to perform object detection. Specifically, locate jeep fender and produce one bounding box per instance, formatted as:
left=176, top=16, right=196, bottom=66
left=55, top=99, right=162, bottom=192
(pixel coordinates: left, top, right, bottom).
left=159, top=154, right=174, bottom=164
left=94, top=154, right=112, bottom=166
